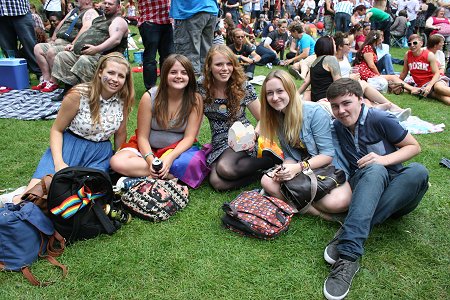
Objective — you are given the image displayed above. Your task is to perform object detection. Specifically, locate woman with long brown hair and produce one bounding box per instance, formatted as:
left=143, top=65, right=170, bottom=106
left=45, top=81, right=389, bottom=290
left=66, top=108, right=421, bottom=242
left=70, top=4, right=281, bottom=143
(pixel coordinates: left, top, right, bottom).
left=198, top=45, right=278, bottom=191
left=353, top=30, right=418, bottom=93
left=110, top=54, right=203, bottom=181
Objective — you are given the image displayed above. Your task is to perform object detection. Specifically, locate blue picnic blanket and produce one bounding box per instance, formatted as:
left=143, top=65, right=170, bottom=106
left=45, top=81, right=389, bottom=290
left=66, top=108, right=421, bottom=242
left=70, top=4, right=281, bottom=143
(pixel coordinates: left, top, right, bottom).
left=0, top=89, right=62, bottom=120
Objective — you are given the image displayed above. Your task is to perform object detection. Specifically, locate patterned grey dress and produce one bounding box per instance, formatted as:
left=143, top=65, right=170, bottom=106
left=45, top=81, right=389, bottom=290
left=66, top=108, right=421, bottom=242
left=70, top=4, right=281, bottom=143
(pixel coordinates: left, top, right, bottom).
left=197, top=78, right=258, bottom=165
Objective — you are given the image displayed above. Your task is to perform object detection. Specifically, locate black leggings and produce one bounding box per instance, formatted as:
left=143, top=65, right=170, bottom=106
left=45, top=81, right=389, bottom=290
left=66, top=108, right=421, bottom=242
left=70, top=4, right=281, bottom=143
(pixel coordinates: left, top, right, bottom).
left=209, top=148, right=275, bottom=191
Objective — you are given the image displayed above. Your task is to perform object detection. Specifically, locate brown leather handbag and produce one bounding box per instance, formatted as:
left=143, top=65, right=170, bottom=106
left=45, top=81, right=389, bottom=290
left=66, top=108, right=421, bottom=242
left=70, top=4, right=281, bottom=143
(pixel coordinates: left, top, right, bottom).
left=388, top=81, right=404, bottom=95
left=21, top=174, right=53, bottom=216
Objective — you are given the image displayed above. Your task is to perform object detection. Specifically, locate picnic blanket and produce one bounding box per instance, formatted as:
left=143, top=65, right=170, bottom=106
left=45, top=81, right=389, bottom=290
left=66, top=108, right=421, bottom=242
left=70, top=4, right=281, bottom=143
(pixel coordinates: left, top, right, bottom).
left=401, top=116, right=445, bottom=134
left=0, top=88, right=62, bottom=120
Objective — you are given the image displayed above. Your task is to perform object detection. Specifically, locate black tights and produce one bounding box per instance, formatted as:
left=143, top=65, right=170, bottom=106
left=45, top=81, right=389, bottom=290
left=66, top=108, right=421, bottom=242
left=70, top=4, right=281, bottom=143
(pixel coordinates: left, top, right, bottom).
left=209, top=148, right=275, bottom=191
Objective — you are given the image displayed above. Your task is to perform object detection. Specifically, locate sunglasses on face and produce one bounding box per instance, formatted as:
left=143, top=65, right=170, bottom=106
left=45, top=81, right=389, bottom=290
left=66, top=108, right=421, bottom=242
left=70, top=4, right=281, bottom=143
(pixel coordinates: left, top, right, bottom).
left=408, top=41, right=419, bottom=47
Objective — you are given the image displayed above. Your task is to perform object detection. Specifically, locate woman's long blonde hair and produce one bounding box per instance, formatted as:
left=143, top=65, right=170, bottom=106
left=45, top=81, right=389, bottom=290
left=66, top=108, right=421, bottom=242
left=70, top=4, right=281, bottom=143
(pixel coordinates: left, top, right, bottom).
left=71, top=52, right=135, bottom=125
left=202, top=44, right=246, bottom=123
left=260, top=70, right=303, bottom=147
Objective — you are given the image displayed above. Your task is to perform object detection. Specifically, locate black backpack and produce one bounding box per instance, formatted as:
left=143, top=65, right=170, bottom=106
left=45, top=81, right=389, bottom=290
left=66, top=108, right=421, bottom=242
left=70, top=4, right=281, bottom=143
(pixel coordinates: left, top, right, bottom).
left=47, top=167, right=121, bottom=243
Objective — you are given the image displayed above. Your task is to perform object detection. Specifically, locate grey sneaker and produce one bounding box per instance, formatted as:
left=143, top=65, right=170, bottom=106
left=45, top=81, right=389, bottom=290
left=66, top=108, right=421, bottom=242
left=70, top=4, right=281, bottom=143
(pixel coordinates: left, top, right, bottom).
left=288, top=66, right=302, bottom=80
left=324, top=227, right=343, bottom=264
left=323, top=258, right=360, bottom=300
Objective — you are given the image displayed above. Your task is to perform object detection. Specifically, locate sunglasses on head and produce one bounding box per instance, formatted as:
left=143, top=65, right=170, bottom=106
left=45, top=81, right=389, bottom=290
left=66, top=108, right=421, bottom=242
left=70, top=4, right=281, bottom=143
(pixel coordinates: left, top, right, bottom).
left=408, top=41, right=419, bottom=46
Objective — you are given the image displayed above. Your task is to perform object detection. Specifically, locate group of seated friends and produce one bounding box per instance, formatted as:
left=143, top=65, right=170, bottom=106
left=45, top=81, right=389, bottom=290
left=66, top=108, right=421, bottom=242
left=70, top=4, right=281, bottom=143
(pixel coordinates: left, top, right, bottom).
left=2, top=5, right=444, bottom=300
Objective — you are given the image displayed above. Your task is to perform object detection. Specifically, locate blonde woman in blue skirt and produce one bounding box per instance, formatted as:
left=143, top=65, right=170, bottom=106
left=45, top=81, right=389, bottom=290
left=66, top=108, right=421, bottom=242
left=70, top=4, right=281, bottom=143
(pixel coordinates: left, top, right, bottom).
left=11, top=52, right=134, bottom=203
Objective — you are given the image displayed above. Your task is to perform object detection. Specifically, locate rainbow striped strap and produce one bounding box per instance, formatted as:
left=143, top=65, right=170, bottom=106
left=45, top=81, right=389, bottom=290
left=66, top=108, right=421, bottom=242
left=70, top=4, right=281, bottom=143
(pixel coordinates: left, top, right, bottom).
left=50, top=186, right=105, bottom=219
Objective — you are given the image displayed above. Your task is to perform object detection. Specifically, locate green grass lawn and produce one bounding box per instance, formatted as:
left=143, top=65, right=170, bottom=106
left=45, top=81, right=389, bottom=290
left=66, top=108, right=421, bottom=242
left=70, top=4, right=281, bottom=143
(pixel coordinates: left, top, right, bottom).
left=1, top=22, right=449, bottom=299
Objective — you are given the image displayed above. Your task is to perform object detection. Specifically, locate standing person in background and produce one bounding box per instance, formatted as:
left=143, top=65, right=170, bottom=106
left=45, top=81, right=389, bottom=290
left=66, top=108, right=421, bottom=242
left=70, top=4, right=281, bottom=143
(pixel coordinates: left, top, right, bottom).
left=324, top=0, right=335, bottom=36
left=0, top=0, right=41, bottom=78
left=41, top=0, right=65, bottom=20
left=225, top=0, right=240, bottom=24
left=397, top=0, right=420, bottom=38
left=170, top=0, right=218, bottom=76
left=242, top=0, right=252, bottom=16
left=125, top=0, right=138, bottom=25
left=251, top=0, right=262, bottom=22
left=360, top=6, right=393, bottom=44
left=137, top=0, right=173, bottom=90
left=334, top=0, right=353, bottom=33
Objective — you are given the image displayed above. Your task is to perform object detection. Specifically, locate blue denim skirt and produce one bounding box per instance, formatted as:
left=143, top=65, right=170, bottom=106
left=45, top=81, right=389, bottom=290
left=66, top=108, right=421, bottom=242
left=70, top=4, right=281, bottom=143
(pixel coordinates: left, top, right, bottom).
left=32, top=130, right=113, bottom=178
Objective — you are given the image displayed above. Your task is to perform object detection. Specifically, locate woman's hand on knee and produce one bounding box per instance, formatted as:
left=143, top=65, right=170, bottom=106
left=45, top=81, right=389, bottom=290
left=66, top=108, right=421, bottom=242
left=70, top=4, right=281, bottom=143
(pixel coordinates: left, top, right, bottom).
left=55, top=161, right=69, bottom=172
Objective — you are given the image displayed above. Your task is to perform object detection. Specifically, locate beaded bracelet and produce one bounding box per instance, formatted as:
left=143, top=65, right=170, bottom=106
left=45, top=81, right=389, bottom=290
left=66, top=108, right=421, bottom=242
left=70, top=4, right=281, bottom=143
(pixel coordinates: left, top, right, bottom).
left=143, top=151, right=153, bottom=160
left=300, top=160, right=310, bottom=171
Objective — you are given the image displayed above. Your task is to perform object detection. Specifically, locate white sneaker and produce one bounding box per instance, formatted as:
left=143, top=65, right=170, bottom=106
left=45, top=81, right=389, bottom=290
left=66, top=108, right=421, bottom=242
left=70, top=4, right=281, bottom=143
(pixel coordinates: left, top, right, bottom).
left=0, top=186, right=26, bottom=208
left=391, top=108, right=411, bottom=122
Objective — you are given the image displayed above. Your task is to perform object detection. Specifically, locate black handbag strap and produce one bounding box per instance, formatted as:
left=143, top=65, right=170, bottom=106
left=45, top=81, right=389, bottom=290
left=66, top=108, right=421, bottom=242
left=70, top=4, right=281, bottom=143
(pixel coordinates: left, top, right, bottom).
left=92, top=201, right=117, bottom=235
left=68, top=200, right=116, bottom=242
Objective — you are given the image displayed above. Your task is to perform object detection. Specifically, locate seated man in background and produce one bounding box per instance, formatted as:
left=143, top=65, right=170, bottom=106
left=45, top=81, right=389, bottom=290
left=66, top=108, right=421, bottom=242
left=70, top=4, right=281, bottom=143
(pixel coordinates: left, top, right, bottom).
left=32, top=0, right=98, bottom=92
left=255, top=18, right=289, bottom=67
left=402, top=34, right=450, bottom=105
left=285, top=22, right=316, bottom=80
left=237, top=13, right=255, bottom=40
left=228, top=28, right=261, bottom=80
left=51, top=0, right=128, bottom=101
left=323, top=78, right=429, bottom=300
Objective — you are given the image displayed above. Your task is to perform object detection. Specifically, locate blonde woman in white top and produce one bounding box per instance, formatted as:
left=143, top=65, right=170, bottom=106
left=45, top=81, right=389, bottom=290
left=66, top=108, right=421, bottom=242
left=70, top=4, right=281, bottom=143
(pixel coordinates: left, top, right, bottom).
left=9, top=52, right=134, bottom=204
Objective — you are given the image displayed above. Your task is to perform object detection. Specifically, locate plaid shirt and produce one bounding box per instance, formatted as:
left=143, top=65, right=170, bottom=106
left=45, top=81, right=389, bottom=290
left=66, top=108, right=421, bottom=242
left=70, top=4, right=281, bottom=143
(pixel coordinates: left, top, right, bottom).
left=0, top=0, right=30, bottom=16
left=137, top=0, right=170, bottom=26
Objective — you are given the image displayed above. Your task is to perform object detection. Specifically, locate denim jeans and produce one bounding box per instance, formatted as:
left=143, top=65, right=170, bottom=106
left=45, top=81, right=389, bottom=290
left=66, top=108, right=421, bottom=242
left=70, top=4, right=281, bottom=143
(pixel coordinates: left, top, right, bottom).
left=243, top=63, right=255, bottom=79
left=173, top=12, right=216, bottom=75
left=255, top=44, right=277, bottom=65
left=337, top=163, right=429, bottom=260
left=335, top=12, right=351, bottom=33
left=376, top=53, right=395, bottom=75
left=139, top=22, right=174, bottom=89
left=0, top=13, right=41, bottom=76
